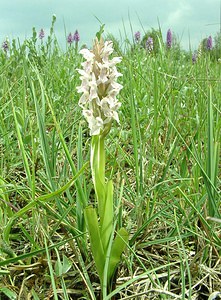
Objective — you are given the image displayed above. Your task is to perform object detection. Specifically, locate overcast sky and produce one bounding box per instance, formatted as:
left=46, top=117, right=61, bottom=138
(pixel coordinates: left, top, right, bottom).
left=0, top=0, right=220, bottom=50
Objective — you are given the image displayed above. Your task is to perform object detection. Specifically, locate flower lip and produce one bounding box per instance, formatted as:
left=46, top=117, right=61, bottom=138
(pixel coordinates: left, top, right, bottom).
left=79, top=48, right=95, bottom=60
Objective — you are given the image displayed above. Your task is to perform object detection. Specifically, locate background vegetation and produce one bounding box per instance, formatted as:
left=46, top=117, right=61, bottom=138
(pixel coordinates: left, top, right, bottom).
left=0, top=19, right=221, bottom=299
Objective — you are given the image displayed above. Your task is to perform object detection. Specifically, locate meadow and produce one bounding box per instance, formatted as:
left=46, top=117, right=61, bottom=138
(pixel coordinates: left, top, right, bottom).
left=0, top=20, right=221, bottom=300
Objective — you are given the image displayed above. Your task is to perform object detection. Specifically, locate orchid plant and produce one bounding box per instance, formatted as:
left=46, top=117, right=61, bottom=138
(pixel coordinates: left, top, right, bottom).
left=77, top=35, right=128, bottom=295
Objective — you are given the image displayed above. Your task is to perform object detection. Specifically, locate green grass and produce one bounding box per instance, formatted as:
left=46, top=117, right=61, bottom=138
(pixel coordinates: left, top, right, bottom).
left=0, top=23, right=221, bottom=299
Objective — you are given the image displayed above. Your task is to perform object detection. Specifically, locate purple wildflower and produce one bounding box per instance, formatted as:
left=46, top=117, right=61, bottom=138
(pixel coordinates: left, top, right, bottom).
left=73, top=30, right=80, bottom=42
left=207, top=36, right=212, bottom=50
left=134, top=31, right=141, bottom=43
left=2, top=40, right=9, bottom=52
left=39, top=29, right=45, bottom=40
left=166, top=29, right=172, bottom=48
left=192, top=52, right=197, bottom=64
left=67, top=32, right=73, bottom=44
left=146, top=37, right=154, bottom=52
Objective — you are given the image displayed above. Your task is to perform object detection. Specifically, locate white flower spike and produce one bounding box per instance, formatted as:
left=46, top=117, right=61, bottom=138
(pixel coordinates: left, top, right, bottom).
left=77, top=38, right=122, bottom=136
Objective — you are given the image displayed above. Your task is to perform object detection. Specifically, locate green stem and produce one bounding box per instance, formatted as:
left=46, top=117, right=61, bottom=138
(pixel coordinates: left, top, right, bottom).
left=87, top=133, right=128, bottom=296
left=91, top=135, right=106, bottom=219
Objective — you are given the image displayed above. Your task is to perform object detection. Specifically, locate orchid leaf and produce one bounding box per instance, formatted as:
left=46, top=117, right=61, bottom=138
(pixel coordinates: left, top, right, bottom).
left=107, top=227, right=129, bottom=282
left=96, top=24, right=105, bottom=41
left=84, top=206, right=105, bottom=279
left=101, top=179, right=114, bottom=252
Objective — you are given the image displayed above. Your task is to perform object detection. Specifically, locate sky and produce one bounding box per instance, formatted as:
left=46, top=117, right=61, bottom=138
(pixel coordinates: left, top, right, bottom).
left=0, top=0, right=221, bottom=51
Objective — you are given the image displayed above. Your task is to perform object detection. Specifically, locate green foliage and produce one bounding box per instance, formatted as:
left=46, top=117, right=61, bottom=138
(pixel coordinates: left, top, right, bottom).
left=0, top=19, right=221, bottom=299
left=198, top=33, right=221, bottom=60
left=212, top=32, right=221, bottom=59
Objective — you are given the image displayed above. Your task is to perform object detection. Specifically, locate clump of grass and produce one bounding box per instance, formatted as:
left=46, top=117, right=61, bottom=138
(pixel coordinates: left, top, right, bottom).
left=0, top=19, right=220, bottom=299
